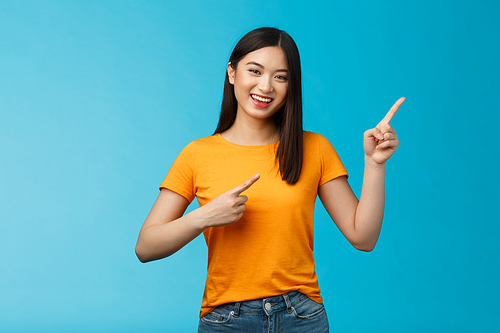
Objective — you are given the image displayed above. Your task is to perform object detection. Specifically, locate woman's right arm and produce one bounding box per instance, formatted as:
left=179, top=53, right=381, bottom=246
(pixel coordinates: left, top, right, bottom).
left=135, top=188, right=205, bottom=262
left=135, top=174, right=260, bottom=263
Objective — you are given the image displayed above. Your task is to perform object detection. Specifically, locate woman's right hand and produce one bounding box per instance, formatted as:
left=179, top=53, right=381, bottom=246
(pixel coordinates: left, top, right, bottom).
left=135, top=174, right=260, bottom=262
left=197, top=174, right=260, bottom=228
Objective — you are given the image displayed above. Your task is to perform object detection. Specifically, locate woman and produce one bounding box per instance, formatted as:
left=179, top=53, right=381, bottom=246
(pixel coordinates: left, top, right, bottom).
left=135, top=27, right=404, bottom=332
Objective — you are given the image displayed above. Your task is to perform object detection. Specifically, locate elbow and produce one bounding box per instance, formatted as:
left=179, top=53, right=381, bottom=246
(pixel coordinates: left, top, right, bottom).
left=136, top=254, right=149, bottom=263
left=352, top=240, right=377, bottom=252
left=135, top=243, right=173, bottom=263
left=135, top=251, right=148, bottom=263
left=354, top=244, right=375, bottom=252
left=135, top=244, right=152, bottom=263
left=350, top=232, right=379, bottom=252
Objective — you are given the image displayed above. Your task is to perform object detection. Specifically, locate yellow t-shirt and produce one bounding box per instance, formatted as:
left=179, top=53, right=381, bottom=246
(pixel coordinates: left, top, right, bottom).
left=160, top=131, right=348, bottom=317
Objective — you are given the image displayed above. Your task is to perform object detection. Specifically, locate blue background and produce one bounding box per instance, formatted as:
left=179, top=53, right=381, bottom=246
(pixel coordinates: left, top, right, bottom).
left=1, top=0, right=498, bottom=332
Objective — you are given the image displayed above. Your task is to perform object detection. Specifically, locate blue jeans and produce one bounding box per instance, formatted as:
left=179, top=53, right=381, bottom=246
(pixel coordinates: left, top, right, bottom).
left=198, top=291, right=329, bottom=332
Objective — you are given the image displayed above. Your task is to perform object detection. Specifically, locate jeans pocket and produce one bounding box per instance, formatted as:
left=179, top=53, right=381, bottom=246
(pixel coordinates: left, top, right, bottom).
left=291, top=296, right=326, bottom=319
left=200, top=306, right=235, bottom=325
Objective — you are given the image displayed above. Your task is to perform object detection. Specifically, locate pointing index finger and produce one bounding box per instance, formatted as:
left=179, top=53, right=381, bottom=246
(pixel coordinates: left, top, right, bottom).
left=232, top=174, right=260, bottom=195
left=377, top=97, right=405, bottom=129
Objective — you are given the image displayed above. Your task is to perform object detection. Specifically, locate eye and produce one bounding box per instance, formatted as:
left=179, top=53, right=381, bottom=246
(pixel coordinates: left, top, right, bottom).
left=249, top=69, right=261, bottom=74
left=275, top=75, right=288, bottom=81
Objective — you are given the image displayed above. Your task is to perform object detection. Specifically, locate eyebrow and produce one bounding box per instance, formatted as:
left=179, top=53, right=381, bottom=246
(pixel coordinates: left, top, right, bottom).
left=245, top=61, right=288, bottom=72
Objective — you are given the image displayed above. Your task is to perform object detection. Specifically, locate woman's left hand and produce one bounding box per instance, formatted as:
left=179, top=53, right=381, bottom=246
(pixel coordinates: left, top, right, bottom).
left=364, top=97, right=405, bottom=164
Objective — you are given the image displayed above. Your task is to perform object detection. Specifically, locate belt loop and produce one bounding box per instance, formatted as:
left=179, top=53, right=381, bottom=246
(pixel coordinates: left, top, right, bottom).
left=233, top=302, right=241, bottom=317
left=282, top=292, right=292, bottom=313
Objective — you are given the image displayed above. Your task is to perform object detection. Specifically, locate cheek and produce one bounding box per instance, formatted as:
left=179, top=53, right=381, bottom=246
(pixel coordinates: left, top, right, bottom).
left=233, top=77, right=252, bottom=95
left=279, top=81, right=288, bottom=94
left=277, top=86, right=288, bottom=102
left=234, top=85, right=250, bottom=103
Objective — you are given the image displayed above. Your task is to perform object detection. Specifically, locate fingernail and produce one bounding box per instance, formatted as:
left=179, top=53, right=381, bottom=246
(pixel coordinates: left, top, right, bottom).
left=377, top=133, right=383, bottom=139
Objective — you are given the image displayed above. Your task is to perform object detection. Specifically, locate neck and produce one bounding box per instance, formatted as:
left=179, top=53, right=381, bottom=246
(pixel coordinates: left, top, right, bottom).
left=221, top=111, right=279, bottom=146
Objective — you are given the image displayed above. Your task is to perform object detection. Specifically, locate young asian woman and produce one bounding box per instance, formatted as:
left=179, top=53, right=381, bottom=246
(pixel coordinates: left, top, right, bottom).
left=135, top=27, right=404, bottom=332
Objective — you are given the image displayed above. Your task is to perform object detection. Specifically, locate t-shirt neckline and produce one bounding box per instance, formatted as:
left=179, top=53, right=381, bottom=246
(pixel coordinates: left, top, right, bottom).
left=215, top=133, right=279, bottom=148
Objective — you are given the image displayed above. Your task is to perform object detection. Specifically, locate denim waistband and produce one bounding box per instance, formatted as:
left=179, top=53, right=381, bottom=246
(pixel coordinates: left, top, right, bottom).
left=220, top=291, right=311, bottom=317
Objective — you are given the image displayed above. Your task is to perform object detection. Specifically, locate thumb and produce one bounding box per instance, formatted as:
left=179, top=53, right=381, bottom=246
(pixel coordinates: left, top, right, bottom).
left=231, top=174, right=260, bottom=195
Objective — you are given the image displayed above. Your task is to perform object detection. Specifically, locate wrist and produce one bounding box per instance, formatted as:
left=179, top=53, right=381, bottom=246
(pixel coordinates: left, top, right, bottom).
left=188, top=207, right=209, bottom=231
left=364, top=155, right=386, bottom=171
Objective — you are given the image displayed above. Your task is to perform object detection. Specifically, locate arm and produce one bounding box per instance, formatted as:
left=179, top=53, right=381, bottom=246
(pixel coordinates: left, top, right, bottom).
left=135, top=174, right=260, bottom=262
left=318, top=98, right=404, bottom=252
left=135, top=188, right=203, bottom=262
left=318, top=162, right=385, bottom=252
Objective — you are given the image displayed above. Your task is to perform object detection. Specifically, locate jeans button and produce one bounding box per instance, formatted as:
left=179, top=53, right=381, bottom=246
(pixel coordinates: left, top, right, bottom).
left=265, top=302, right=272, bottom=310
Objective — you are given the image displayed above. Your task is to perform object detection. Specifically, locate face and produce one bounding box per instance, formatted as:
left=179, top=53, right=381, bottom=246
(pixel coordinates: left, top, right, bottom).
left=227, top=46, right=289, bottom=121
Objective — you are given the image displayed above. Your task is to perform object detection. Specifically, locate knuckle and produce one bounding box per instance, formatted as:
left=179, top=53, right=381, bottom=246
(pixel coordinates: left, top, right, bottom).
left=364, top=129, right=375, bottom=138
left=378, top=140, right=389, bottom=147
left=231, top=213, right=242, bottom=222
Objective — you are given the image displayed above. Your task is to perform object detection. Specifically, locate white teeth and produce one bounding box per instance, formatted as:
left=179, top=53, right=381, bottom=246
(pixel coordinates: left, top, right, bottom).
left=251, top=94, right=272, bottom=103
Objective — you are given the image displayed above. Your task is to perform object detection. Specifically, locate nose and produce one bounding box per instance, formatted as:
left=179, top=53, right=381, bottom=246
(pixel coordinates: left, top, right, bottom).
left=257, top=75, right=274, bottom=93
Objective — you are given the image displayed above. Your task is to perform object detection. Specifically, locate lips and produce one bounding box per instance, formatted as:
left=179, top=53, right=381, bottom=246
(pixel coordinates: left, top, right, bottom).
left=251, top=94, right=273, bottom=104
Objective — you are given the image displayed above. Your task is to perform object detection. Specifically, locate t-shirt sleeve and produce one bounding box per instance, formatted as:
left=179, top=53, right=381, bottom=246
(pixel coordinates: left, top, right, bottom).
left=316, top=133, right=348, bottom=186
left=159, top=141, right=197, bottom=203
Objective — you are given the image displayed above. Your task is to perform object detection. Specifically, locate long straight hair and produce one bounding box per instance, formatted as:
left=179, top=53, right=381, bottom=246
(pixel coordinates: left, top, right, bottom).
left=214, top=27, right=303, bottom=184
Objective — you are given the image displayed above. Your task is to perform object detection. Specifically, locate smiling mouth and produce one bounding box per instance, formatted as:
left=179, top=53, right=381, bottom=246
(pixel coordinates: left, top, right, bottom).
left=251, top=94, right=273, bottom=104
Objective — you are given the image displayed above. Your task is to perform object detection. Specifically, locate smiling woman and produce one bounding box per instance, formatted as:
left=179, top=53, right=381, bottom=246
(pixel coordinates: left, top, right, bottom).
left=226, top=47, right=289, bottom=138
left=215, top=27, right=304, bottom=184
left=231, top=52, right=289, bottom=110
left=135, top=27, right=404, bottom=333
left=234, top=53, right=289, bottom=111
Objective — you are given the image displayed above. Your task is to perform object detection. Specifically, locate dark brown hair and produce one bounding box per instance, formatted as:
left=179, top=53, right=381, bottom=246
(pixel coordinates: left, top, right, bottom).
left=214, top=27, right=303, bottom=184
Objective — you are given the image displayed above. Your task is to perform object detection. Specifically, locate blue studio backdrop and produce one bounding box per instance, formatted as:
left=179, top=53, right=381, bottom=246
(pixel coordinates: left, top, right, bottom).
left=0, top=0, right=498, bottom=332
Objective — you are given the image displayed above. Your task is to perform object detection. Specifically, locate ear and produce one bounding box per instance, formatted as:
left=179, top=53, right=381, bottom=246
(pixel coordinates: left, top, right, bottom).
left=227, top=62, right=235, bottom=84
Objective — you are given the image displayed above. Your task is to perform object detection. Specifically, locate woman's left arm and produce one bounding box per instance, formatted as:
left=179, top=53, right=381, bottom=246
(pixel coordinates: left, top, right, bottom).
left=318, top=98, right=405, bottom=251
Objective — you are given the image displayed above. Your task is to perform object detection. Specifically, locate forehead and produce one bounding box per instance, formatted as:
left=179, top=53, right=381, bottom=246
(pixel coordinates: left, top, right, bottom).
left=240, top=46, right=287, bottom=69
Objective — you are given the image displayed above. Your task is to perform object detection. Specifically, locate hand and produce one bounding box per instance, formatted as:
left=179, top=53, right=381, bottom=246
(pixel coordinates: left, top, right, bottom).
left=198, top=174, right=260, bottom=228
left=364, top=97, right=405, bottom=164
